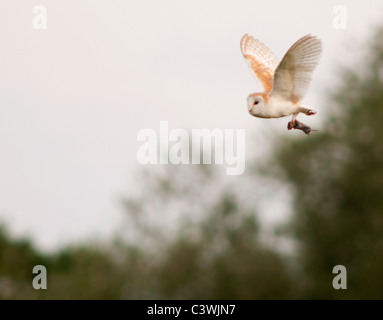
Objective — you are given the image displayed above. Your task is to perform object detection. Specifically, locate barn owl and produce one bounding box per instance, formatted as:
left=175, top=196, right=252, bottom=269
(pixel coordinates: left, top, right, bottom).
left=240, top=34, right=322, bottom=134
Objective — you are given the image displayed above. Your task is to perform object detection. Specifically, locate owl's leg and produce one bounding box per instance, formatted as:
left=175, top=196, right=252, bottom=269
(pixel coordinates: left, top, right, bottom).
left=287, top=113, right=299, bottom=130
left=299, top=107, right=316, bottom=116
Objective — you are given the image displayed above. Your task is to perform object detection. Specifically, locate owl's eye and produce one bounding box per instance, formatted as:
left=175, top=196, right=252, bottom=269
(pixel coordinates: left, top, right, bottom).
left=254, top=101, right=259, bottom=105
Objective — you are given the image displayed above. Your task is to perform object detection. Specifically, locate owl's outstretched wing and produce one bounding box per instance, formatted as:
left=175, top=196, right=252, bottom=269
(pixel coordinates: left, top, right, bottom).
left=240, top=34, right=279, bottom=92
left=272, top=34, right=322, bottom=103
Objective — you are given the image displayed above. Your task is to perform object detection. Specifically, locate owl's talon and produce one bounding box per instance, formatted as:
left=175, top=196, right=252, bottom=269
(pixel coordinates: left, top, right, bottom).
left=287, top=121, right=293, bottom=130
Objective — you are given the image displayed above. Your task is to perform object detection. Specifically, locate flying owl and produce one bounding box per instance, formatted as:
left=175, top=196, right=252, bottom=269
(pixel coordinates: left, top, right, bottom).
left=240, top=34, right=323, bottom=134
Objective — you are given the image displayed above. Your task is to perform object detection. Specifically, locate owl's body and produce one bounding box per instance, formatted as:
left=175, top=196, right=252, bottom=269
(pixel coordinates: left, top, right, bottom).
left=241, top=34, right=322, bottom=133
left=248, top=93, right=305, bottom=118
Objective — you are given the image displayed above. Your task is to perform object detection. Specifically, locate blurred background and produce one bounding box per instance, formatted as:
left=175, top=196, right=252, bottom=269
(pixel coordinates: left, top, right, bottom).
left=1, top=0, right=383, bottom=299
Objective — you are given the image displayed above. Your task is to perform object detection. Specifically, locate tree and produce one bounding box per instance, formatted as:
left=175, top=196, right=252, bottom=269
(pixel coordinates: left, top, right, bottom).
left=122, top=162, right=294, bottom=299
left=0, top=224, right=142, bottom=299
left=266, top=27, right=383, bottom=299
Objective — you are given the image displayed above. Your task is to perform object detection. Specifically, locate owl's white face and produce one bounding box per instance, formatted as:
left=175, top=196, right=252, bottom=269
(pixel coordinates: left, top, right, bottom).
left=247, top=95, right=264, bottom=116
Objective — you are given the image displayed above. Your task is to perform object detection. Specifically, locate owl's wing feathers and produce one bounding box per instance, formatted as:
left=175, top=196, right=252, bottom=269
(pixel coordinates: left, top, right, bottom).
left=240, top=34, right=279, bottom=92
left=271, top=34, right=322, bottom=103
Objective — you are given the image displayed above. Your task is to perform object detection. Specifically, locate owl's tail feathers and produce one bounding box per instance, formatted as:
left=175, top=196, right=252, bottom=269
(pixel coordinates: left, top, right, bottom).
left=299, top=106, right=317, bottom=116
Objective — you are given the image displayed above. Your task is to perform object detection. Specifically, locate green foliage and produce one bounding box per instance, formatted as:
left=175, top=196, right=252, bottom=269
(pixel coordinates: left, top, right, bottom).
left=0, top=171, right=293, bottom=299
left=266, top=26, right=383, bottom=299
left=152, top=193, right=292, bottom=300
left=120, top=165, right=294, bottom=299
left=0, top=227, right=132, bottom=299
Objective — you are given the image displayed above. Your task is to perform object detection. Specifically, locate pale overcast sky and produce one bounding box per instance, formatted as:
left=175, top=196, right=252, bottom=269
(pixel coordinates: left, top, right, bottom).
left=0, top=0, right=382, bottom=251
